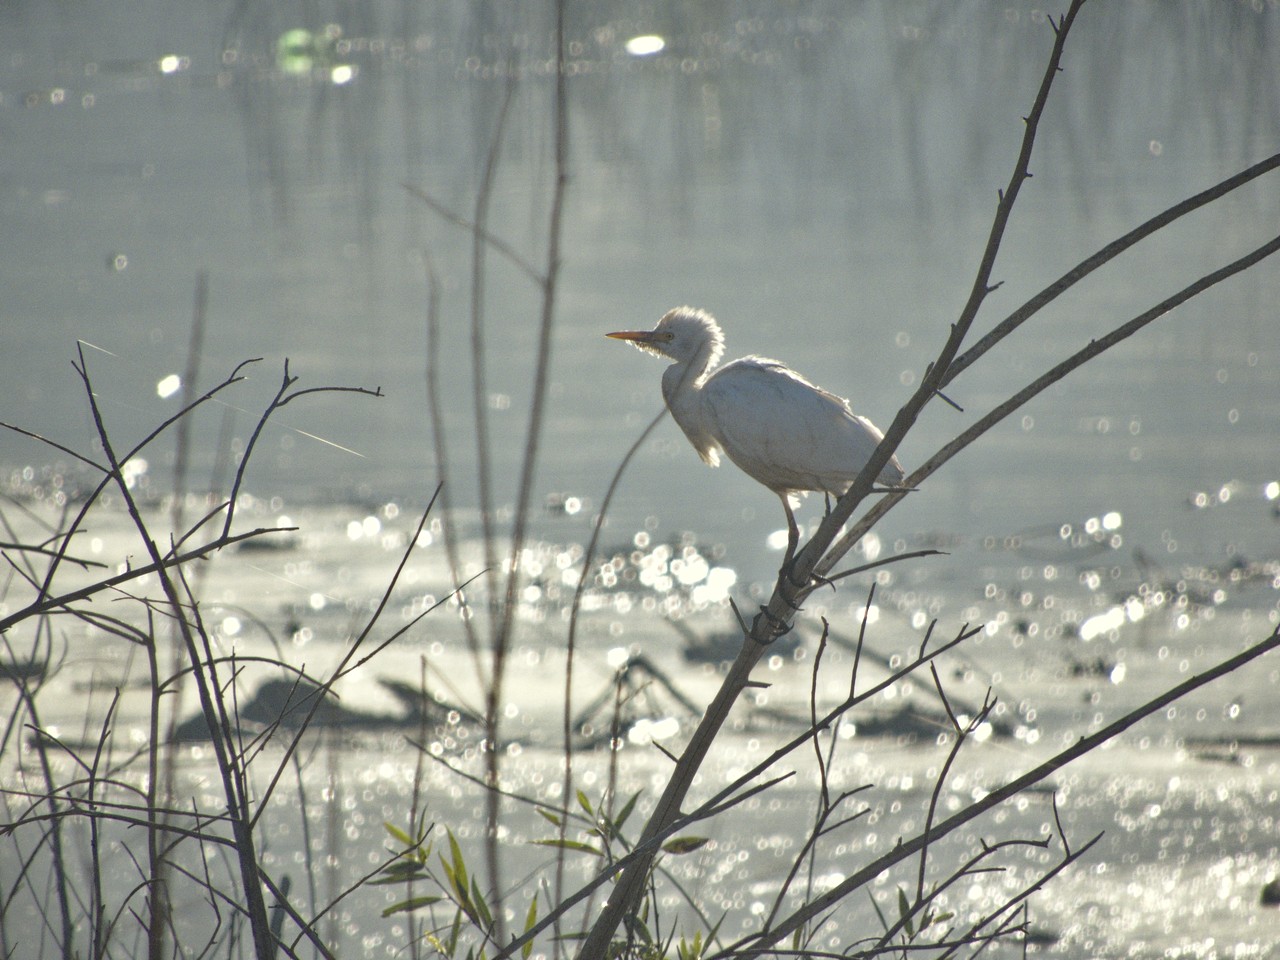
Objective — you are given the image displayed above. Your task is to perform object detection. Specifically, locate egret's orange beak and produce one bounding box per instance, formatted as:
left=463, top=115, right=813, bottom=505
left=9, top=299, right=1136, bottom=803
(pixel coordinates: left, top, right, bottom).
left=606, top=330, right=656, bottom=343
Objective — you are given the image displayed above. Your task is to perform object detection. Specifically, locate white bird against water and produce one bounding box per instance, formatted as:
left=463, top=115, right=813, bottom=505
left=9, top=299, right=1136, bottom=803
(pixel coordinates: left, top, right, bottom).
left=608, top=306, right=905, bottom=565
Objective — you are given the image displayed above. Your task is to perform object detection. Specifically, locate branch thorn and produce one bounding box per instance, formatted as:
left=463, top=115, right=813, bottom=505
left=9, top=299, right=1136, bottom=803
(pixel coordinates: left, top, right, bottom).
left=933, top=388, right=964, bottom=412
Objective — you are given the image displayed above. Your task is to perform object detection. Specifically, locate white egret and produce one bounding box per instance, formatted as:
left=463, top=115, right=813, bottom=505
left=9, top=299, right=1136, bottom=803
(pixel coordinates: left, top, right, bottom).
left=608, top=306, right=905, bottom=564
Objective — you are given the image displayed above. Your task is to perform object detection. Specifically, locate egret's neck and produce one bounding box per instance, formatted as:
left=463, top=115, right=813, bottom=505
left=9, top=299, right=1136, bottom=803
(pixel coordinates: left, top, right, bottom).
left=657, top=333, right=721, bottom=464
left=661, top=354, right=709, bottom=426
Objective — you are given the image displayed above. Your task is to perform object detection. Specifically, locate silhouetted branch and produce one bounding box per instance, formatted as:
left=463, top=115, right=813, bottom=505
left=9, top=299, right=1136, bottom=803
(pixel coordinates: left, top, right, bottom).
left=578, top=7, right=1089, bottom=951
left=737, top=624, right=1280, bottom=953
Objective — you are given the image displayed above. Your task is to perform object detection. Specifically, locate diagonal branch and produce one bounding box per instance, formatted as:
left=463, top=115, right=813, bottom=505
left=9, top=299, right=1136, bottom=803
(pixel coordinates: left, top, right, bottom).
left=575, top=9, right=1088, bottom=951
left=796, top=0, right=1090, bottom=586
left=0, top=526, right=295, bottom=633
left=732, top=624, right=1280, bottom=955
left=816, top=227, right=1280, bottom=574
left=942, top=150, right=1280, bottom=387
left=403, top=184, right=543, bottom=285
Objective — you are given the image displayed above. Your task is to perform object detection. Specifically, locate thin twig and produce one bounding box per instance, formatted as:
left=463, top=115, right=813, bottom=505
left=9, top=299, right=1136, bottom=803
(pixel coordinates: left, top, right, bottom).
left=818, top=226, right=1280, bottom=573
left=942, top=149, right=1280, bottom=388
left=734, top=624, right=1280, bottom=953
left=403, top=184, right=543, bottom=284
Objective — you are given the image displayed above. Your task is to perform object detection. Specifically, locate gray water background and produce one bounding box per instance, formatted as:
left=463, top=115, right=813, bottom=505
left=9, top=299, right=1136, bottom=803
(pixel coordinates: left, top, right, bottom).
left=3, top=2, right=1280, bottom=957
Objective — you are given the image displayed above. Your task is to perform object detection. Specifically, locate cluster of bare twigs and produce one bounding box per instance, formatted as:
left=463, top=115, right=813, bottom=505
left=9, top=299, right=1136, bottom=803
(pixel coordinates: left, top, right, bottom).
left=0, top=346, right=438, bottom=959
left=4, top=1, right=1280, bottom=959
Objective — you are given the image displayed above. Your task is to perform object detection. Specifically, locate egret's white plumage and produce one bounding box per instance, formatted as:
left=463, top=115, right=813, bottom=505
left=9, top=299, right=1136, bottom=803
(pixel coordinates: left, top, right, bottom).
left=608, top=306, right=905, bottom=558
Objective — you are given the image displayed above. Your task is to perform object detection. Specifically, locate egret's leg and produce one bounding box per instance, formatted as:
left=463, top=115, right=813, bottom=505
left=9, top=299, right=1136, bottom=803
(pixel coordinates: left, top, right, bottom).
left=780, top=496, right=801, bottom=581
left=779, top=498, right=834, bottom=592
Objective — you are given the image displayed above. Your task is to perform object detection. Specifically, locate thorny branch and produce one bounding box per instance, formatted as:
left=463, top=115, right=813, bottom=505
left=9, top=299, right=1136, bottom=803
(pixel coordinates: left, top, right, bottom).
left=578, top=6, right=1089, bottom=950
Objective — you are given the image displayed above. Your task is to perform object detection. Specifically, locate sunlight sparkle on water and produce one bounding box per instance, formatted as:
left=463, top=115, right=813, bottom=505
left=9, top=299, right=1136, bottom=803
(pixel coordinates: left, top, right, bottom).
left=347, top=515, right=381, bottom=540
left=853, top=603, right=882, bottom=625
left=1085, top=511, right=1122, bottom=534
left=156, top=374, right=181, bottom=398
left=624, top=35, right=665, bottom=56
left=766, top=528, right=790, bottom=551
left=860, top=531, right=883, bottom=561
left=121, top=458, right=148, bottom=489
left=627, top=716, right=680, bottom=744
left=1079, top=605, right=1127, bottom=641
left=691, top=566, right=736, bottom=605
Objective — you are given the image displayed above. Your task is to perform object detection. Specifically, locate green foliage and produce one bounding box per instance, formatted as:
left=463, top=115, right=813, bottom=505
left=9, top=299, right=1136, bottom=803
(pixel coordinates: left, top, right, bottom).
left=675, top=929, right=706, bottom=960
left=894, top=885, right=955, bottom=943
left=376, top=820, right=441, bottom=916
left=521, top=895, right=539, bottom=960
left=660, top=836, right=709, bottom=856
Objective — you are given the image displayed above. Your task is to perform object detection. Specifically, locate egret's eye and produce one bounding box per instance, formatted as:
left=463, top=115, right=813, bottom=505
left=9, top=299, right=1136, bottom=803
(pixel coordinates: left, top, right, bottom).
left=660, top=331, right=675, bottom=342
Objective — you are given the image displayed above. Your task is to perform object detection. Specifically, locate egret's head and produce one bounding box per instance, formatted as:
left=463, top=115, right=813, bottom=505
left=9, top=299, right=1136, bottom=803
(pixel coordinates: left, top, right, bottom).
left=607, top=306, right=725, bottom=370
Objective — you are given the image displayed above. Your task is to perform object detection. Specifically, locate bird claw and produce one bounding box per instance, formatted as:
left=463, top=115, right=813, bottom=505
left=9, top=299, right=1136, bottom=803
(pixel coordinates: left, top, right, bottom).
left=778, top=557, right=833, bottom=594
left=778, top=535, right=825, bottom=592
left=810, top=571, right=836, bottom=592
left=778, top=555, right=809, bottom=592
left=753, top=605, right=794, bottom=641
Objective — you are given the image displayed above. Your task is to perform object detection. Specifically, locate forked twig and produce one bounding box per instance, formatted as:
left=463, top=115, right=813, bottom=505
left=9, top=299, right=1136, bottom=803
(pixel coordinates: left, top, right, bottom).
left=732, top=624, right=1280, bottom=954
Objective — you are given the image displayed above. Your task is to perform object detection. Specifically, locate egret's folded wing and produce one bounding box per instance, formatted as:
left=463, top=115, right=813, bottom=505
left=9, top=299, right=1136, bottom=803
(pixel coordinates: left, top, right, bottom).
left=702, top=358, right=887, bottom=494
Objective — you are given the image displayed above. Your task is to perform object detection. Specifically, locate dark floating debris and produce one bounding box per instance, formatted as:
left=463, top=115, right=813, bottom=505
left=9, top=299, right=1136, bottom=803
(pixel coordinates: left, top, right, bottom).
left=1261, top=877, right=1280, bottom=907
left=572, top=654, right=701, bottom=750
left=1189, top=748, right=1242, bottom=766
left=1186, top=734, right=1280, bottom=750
left=1022, top=926, right=1061, bottom=947
left=171, top=675, right=479, bottom=743
left=847, top=703, right=947, bottom=743
left=1067, top=655, right=1116, bottom=679
left=233, top=533, right=300, bottom=553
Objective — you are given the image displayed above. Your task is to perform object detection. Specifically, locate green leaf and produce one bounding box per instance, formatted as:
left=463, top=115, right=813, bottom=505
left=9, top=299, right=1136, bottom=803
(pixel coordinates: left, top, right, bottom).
left=471, top=878, right=493, bottom=929
left=385, top=821, right=416, bottom=847
left=371, top=861, right=431, bottom=884
left=443, top=828, right=468, bottom=900
left=661, top=836, right=710, bottom=855
left=898, top=887, right=914, bottom=937
left=536, top=807, right=562, bottom=827
left=532, top=838, right=603, bottom=857
left=677, top=929, right=704, bottom=960
left=381, top=895, right=444, bottom=917
left=576, top=790, right=594, bottom=816
left=629, top=914, right=655, bottom=946
left=447, top=909, right=463, bottom=951
left=521, top=896, right=538, bottom=960
left=613, top=791, right=641, bottom=830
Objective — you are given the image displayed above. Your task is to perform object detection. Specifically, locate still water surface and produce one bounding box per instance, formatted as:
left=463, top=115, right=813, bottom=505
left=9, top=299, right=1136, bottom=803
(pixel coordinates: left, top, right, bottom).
left=3, top=1, right=1280, bottom=957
